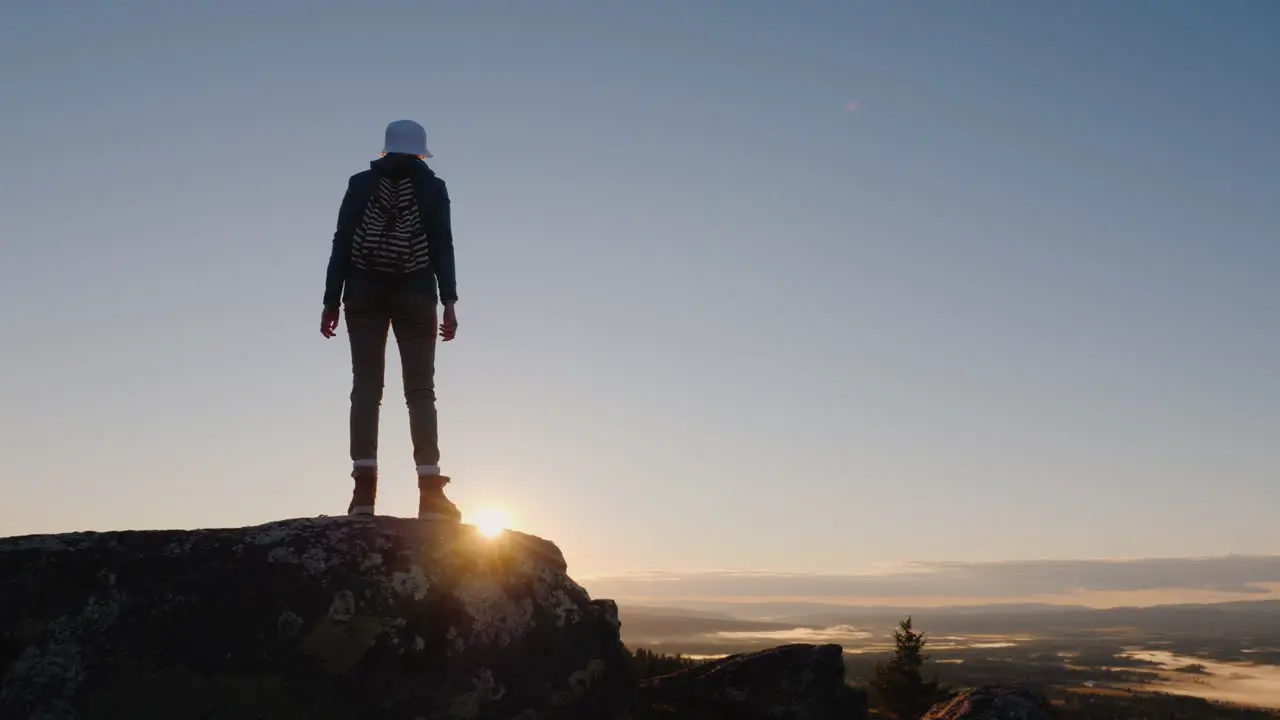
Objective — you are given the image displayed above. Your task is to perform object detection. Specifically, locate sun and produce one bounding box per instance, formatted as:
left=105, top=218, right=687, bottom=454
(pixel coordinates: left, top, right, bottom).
left=472, top=508, right=509, bottom=538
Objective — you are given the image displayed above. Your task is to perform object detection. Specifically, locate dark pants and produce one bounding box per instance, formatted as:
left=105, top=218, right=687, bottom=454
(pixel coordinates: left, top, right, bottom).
left=344, top=280, right=439, bottom=472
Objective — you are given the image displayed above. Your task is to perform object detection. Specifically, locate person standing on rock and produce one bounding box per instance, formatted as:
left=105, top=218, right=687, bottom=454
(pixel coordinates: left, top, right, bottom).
left=320, top=119, right=461, bottom=522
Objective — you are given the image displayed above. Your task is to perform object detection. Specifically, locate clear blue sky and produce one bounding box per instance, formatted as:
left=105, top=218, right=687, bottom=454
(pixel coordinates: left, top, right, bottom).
left=2, top=1, right=1277, bottom=581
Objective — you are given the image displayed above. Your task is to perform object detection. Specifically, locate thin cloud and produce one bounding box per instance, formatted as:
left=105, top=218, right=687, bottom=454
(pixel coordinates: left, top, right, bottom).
left=845, top=100, right=859, bottom=113
left=584, top=555, right=1280, bottom=600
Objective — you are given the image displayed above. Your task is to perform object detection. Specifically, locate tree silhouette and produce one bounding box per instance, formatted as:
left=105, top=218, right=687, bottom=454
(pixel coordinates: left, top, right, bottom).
left=628, top=647, right=702, bottom=679
left=871, top=617, right=943, bottom=719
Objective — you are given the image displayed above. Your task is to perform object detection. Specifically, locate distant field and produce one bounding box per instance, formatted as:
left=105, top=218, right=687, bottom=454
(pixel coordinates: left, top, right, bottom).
left=619, top=602, right=1280, bottom=714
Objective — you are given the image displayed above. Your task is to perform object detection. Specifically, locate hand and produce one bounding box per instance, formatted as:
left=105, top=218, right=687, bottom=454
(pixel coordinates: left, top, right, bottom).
left=320, top=306, right=340, bottom=338
left=440, top=303, right=458, bottom=342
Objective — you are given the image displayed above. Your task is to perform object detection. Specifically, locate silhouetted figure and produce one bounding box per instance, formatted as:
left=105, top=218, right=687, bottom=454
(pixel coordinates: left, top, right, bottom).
left=321, top=119, right=460, bottom=521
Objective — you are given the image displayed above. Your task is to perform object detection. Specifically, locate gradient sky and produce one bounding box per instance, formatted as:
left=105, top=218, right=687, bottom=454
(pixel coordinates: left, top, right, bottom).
left=2, top=1, right=1277, bottom=582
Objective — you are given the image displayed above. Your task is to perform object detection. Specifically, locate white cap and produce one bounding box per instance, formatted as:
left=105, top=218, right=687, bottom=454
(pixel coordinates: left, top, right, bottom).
left=382, top=119, right=432, bottom=158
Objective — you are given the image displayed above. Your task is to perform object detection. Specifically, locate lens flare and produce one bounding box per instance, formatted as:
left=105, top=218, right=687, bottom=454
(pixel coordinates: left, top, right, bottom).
left=473, top=508, right=508, bottom=538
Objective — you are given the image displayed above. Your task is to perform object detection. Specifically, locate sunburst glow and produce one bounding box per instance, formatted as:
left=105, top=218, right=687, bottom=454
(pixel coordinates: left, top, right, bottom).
left=473, top=508, right=508, bottom=538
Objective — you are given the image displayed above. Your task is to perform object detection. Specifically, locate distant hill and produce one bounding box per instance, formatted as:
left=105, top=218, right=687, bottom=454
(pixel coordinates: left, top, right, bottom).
left=622, top=599, right=1092, bottom=623
left=616, top=604, right=740, bottom=620
left=618, top=606, right=804, bottom=647
left=618, top=598, right=1280, bottom=648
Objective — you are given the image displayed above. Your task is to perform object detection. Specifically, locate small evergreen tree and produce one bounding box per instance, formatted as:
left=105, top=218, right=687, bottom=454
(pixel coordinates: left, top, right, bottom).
left=871, top=617, right=942, bottom=719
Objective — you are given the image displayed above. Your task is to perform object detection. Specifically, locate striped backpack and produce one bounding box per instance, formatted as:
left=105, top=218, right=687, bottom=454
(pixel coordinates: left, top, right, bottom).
left=350, top=177, right=431, bottom=274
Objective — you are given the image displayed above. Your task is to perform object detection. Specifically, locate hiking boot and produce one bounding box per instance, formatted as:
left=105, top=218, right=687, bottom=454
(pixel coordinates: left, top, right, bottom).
left=418, top=474, right=462, bottom=522
left=348, top=468, right=377, bottom=516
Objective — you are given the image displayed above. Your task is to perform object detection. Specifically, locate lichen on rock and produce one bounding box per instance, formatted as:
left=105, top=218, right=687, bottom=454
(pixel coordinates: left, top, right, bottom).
left=0, top=516, right=630, bottom=719
left=391, top=565, right=431, bottom=600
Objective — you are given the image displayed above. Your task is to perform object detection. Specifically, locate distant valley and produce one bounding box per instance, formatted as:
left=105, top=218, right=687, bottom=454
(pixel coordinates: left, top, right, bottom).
left=618, top=598, right=1280, bottom=712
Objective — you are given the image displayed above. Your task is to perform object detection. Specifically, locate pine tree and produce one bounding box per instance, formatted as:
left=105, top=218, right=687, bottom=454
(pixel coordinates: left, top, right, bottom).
left=871, top=617, right=942, bottom=719
left=628, top=647, right=702, bottom=679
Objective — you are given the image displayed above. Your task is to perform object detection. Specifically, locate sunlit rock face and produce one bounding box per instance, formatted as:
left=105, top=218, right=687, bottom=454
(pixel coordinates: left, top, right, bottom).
left=0, top=516, right=630, bottom=719
left=637, top=643, right=868, bottom=719
left=921, top=685, right=1054, bottom=720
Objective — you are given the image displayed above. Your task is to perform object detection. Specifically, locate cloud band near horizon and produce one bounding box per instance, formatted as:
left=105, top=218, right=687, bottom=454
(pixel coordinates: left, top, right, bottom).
left=580, top=555, right=1280, bottom=600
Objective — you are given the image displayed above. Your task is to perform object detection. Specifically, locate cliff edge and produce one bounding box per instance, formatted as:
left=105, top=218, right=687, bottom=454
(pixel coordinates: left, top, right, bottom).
left=0, top=517, right=627, bottom=719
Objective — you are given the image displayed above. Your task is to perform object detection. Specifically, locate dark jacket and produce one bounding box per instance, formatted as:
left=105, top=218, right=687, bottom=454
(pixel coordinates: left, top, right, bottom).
left=323, top=154, right=457, bottom=309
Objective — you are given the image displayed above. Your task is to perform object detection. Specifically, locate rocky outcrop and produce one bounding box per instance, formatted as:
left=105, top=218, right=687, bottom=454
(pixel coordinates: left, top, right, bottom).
left=921, top=685, right=1054, bottom=720
left=636, top=643, right=867, bottom=719
left=0, top=516, right=630, bottom=719
left=0, top=517, right=883, bottom=720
